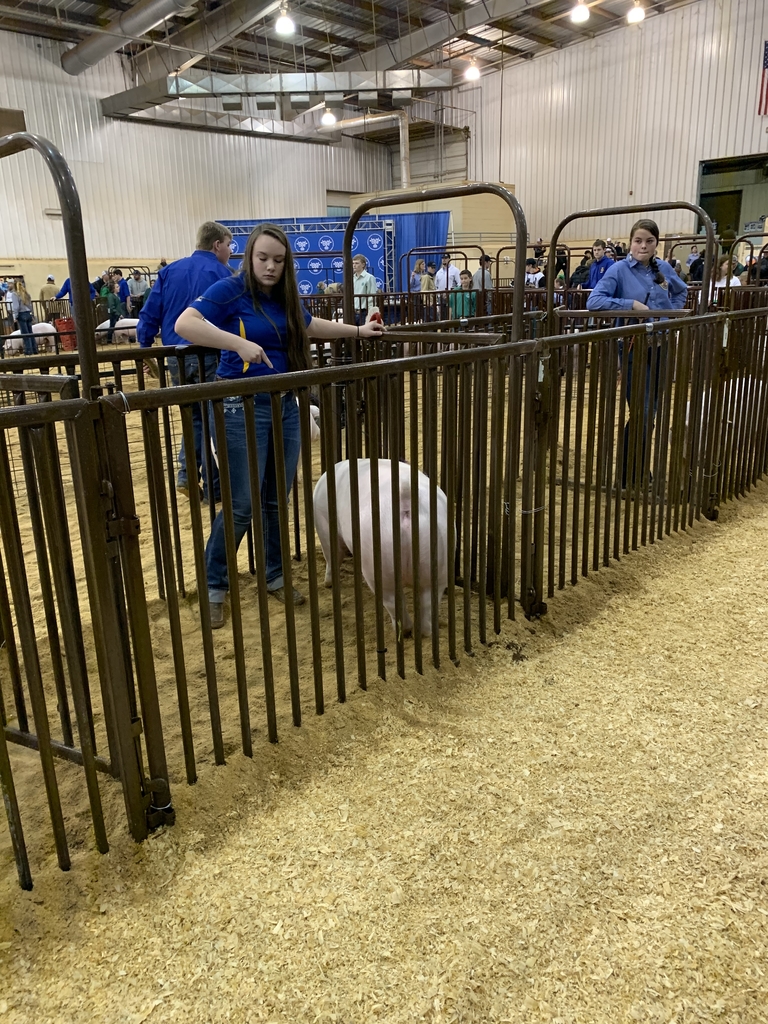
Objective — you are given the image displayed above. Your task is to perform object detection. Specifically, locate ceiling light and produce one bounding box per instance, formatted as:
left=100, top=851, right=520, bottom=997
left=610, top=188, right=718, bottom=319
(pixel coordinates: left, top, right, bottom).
left=570, top=1, right=590, bottom=24
left=321, top=108, right=337, bottom=126
left=464, top=59, right=481, bottom=82
left=275, top=7, right=295, bottom=36
left=627, top=0, right=645, bottom=23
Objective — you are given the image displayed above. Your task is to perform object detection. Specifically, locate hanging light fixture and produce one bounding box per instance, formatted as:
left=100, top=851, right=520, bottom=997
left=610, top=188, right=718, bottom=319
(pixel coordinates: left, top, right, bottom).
left=320, top=108, right=337, bottom=126
left=464, top=58, right=481, bottom=82
left=626, top=0, right=645, bottom=23
left=275, top=6, right=295, bottom=36
left=570, top=1, right=590, bottom=24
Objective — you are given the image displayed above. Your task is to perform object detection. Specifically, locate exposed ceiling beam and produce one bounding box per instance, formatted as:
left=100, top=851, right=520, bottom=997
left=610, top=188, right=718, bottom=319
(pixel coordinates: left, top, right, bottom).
left=0, top=12, right=81, bottom=41
left=457, top=31, right=530, bottom=59
left=493, top=18, right=560, bottom=48
left=298, top=2, right=393, bottom=37
left=93, top=0, right=133, bottom=11
left=332, top=0, right=421, bottom=33
left=9, top=0, right=99, bottom=28
left=335, top=0, right=547, bottom=72
left=284, top=22, right=357, bottom=51
left=254, top=36, right=336, bottom=63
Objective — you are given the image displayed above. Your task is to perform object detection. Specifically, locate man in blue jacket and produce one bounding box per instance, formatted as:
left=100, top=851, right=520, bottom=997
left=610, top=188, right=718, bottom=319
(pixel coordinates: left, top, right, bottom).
left=586, top=239, right=614, bottom=290
left=55, top=277, right=97, bottom=304
left=138, top=221, right=233, bottom=501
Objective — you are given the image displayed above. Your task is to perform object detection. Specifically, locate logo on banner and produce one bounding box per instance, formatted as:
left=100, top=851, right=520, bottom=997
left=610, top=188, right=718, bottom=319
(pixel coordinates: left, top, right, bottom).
left=378, top=256, right=385, bottom=273
left=294, top=236, right=310, bottom=252
left=308, top=258, right=323, bottom=275
left=351, top=235, right=359, bottom=252
left=332, top=257, right=344, bottom=273
left=298, top=281, right=313, bottom=295
left=375, top=278, right=384, bottom=290
left=230, top=238, right=240, bottom=254
left=368, top=234, right=383, bottom=251
left=319, top=235, right=335, bottom=252
left=294, top=259, right=301, bottom=272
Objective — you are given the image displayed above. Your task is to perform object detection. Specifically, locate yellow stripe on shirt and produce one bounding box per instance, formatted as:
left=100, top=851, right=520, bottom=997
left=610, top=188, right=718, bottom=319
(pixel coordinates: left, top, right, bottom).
left=240, top=318, right=249, bottom=373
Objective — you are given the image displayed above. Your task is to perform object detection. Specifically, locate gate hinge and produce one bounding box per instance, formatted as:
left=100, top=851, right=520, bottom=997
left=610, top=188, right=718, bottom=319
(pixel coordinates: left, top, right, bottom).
left=107, top=515, right=141, bottom=538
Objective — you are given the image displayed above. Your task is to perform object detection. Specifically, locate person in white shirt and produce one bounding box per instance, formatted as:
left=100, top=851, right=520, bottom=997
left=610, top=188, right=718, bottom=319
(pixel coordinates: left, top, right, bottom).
left=713, top=255, right=741, bottom=292
left=352, top=254, right=378, bottom=322
left=524, top=258, right=545, bottom=288
left=434, top=252, right=461, bottom=292
left=435, top=252, right=460, bottom=319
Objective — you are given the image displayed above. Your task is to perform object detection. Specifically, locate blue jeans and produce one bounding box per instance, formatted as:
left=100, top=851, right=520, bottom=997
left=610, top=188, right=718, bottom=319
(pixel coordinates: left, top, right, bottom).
left=206, top=392, right=301, bottom=602
left=169, top=350, right=219, bottom=498
left=17, top=312, right=37, bottom=355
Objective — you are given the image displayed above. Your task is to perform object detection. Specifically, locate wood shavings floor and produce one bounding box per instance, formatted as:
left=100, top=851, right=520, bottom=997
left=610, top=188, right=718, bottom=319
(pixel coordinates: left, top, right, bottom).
left=1, top=485, right=767, bottom=1023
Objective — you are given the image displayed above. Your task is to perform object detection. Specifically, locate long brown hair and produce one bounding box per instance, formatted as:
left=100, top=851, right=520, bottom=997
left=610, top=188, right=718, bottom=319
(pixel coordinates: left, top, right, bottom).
left=12, top=280, right=32, bottom=306
left=629, top=218, right=666, bottom=286
left=242, top=224, right=310, bottom=373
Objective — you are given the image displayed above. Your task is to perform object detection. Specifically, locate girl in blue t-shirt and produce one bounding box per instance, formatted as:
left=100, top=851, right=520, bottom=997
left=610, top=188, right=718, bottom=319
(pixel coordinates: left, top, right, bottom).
left=175, top=223, right=384, bottom=625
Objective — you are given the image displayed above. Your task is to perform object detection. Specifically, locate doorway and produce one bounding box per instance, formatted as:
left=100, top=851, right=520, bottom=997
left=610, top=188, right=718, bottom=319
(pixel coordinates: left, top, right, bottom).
left=699, top=190, right=742, bottom=246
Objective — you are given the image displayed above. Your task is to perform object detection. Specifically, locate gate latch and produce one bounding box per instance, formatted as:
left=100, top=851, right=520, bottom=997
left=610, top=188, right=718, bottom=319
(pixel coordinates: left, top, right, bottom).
left=107, top=515, right=141, bottom=538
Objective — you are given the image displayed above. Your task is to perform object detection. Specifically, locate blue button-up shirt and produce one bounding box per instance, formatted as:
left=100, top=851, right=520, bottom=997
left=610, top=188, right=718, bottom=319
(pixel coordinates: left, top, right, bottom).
left=586, top=254, right=687, bottom=312
left=137, top=250, right=232, bottom=348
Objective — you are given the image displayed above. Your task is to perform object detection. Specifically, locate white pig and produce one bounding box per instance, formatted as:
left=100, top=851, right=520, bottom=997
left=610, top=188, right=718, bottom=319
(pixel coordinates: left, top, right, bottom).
left=7, top=322, right=57, bottom=354
left=95, top=317, right=139, bottom=343
left=313, top=459, right=450, bottom=636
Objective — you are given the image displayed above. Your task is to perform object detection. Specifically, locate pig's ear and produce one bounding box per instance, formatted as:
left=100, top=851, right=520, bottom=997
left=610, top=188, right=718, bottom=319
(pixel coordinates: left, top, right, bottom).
left=366, top=306, right=380, bottom=323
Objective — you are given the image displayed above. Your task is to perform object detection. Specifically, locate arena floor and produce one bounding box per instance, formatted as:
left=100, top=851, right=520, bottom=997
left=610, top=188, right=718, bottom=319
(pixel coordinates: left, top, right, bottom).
left=0, top=480, right=766, bottom=1023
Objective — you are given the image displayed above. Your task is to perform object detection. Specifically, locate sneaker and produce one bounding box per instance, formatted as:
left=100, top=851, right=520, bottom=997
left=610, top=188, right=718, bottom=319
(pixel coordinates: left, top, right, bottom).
left=270, top=586, right=306, bottom=606
left=209, top=602, right=225, bottom=628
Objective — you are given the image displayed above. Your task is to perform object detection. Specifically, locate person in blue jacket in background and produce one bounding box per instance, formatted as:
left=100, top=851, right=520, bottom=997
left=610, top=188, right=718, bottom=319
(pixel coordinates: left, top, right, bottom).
left=112, top=270, right=131, bottom=313
left=586, top=239, right=614, bottom=290
left=55, top=277, right=97, bottom=304
left=587, top=218, right=687, bottom=486
left=137, top=221, right=233, bottom=502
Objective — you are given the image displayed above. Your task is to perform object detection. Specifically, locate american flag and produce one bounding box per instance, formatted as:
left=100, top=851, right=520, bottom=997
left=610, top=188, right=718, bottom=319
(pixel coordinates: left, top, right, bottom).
left=760, top=41, right=768, bottom=116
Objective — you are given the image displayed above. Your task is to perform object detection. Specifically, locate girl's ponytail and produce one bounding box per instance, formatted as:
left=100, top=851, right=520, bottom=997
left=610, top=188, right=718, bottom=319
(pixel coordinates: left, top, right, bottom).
left=649, top=255, right=666, bottom=288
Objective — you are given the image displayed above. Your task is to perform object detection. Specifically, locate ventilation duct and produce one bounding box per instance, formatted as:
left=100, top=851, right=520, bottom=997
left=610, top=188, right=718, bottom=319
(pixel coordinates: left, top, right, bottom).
left=61, top=0, right=194, bottom=76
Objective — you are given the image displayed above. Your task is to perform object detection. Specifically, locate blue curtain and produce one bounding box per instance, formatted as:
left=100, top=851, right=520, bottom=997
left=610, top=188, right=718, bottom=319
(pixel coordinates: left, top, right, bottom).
left=391, top=212, right=450, bottom=290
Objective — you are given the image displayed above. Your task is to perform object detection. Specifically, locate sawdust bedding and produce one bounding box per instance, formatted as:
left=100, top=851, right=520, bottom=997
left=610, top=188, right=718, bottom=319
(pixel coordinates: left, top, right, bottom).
left=0, top=465, right=767, bottom=1022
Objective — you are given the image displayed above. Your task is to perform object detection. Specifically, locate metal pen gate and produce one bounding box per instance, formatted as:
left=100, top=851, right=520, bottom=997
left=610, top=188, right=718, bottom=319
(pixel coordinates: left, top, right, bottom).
left=3, top=134, right=768, bottom=893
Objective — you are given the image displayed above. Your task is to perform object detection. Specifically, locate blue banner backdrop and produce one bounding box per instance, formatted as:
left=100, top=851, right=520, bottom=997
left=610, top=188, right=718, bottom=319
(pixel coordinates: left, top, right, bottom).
left=221, top=213, right=449, bottom=294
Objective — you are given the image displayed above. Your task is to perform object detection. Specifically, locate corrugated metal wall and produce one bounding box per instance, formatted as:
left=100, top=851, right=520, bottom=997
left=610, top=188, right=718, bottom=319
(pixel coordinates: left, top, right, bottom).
left=460, top=0, right=768, bottom=242
left=0, top=31, right=391, bottom=260
left=391, top=132, right=468, bottom=188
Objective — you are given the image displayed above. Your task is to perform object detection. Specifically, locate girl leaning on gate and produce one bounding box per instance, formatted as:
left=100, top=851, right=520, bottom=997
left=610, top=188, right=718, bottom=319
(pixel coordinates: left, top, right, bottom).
left=586, top=219, right=688, bottom=487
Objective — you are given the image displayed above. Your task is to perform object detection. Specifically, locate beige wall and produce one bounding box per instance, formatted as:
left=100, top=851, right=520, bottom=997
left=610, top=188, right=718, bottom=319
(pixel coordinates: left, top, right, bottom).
left=351, top=182, right=518, bottom=240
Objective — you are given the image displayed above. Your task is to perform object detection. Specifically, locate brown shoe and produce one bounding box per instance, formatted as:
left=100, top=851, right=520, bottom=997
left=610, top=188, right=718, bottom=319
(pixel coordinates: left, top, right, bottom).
left=270, top=586, right=306, bottom=606
left=209, top=602, right=225, bottom=628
